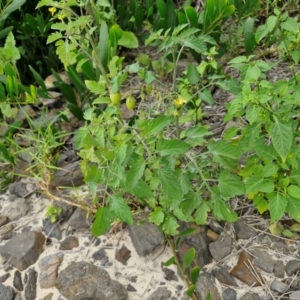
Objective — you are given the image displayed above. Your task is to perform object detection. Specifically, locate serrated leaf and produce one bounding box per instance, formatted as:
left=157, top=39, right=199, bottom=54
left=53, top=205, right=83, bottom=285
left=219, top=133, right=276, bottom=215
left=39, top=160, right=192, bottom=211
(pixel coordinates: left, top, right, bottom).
left=245, top=176, right=275, bottom=194
left=162, top=214, right=179, bottom=235
left=156, top=139, right=190, bottom=156
left=194, top=202, right=210, bottom=225
left=55, top=39, right=77, bottom=67
left=270, top=118, right=292, bottom=162
left=143, top=116, right=172, bottom=136
left=267, top=192, right=287, bottom=222
left=287, top=185, right=300, bottom=199
left=92, top=207, right=113, bottom=236
left=183, top=247, right=195, bottom=272
left=126, top=154, right=145, bottom=190
left=286, top=195, right=300, bottom=222
left=110, top=195, right=133, bottom=225
left=255, top=24, right=270, bottom=43
left=213, top=198, right=238, bottom=222
left=181, top=192, right=201, bottom=219
left=4, top=32, right=20, bottom=61
left=115, top=142, right=127, bottom=164
left=190, top=266, right=201, bottom=284
left=218, top=171, right=245, bottom=199
left=85, top=80, right=106, bottom=94
left=261, top=164, right=278, bottom=178
left=47, top=32, right=63, bottom=44
left=187, top=63, right=200, bottom=84
left=184, top=125, right=212, bottom=146
left=183, top=36, right=206, bottom=53
left=149, top=207, right=164, bottom=226
left=132, top=179, right=154, bottom=198
left=281, top=17, right=299, bottom=33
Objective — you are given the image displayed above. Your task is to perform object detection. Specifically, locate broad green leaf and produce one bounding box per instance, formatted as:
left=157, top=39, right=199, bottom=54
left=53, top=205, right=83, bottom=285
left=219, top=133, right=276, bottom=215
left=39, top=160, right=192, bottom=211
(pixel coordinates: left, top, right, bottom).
left=149, top=207, right=164, bottom=226
left=261, top=164, right=278, bottom=178
left=286, top=195, right=300, bottom=222
left=159, top=166, right=183, bottom=209
left=213, top=197, right=238, bottom=222
left=244, top=17, right=256, bottom=54
left=156, top=139, right=190, bottom=156
left=267, top=192, right=287, bottom=222
left=190, top=266, right=201, bottom=284
left=290, top=169, right=300, bottom=185
left=184, top=125, right=212, bottom=146
left=222, top=5, right=235, bottom=18
left=183, top=247, right=195, bottom=272
left=47, top=32, right=62, bottom=44
left=270, top=118, right=293, bottom=162
left=59, top=82, right=77, bottom=105
left=118, top=31, right=138, bottom=48
left=132, top=179, right=154, bottom=198
left=282, top=229, right=293, bottom=237
left=181, top=191, right=201, bottom=218
left=162, top=214, right=179, bottom=235
left=266, top=15, right=277, bottom=32
left=287, top=185, right=300, bottom=199
left=218, top=171, right=245, bottom=199
left=115, top=142, right=127, bottom=164
left=187, top=63, right=200, bottom=84
left=185, top=6, right=198, bottom=28
left=194, top=201, right=210, bottom=225
left=228, top=56, right=247, bottom=64
left=126, top=154, right=145, bottom=190
left=92, top=207, right=113, bottom=236
left=183, top=36, right=206, bottom=53
left=157, top=0, right=167, bottom=18
left=281, top=17, right=299, bottom=33
left=143, top=116, right=172, bottom=136
left=245, top=176, right=275, bottom=193
left=110, top=195, right=133, bottom=225
left=85, top=80, right=106, bottom=94
left=98, top=21, right=109, bottom=68
left=255, top=24, right=270, bottom=43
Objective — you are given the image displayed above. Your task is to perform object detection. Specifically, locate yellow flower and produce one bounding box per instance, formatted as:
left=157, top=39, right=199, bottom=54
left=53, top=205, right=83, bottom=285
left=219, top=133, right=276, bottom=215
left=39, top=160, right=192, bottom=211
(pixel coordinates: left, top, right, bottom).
left=58, top=14, right=67, bottom=21
left=173, top=96, right=187, bottom=108
left=49, top=7, right=57, bottom=16
left=173, top=110, right=179, bottom=117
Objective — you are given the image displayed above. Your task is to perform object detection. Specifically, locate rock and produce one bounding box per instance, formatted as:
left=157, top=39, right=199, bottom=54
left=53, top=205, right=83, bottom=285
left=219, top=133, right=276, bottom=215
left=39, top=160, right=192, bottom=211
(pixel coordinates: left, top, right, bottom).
left=38, top=252, right=64, bottom=289
left=146, top=287, right=172, bottom=300
left=212, top=266, right=238, bottom=286
left=115, top=244, right=131, bottom=265
left=92, top=248, right=110, bottom=266
left=24, top=268, right=37, bottom=300
left=8, top=182, right=28, bottom=198
left=233, top=220, right=257, bottom=239
left=55, top=261, right=128, bottom=300
left=127, top=284, right=136, bottom=291
left=230, top=251, right=261, bottom=287
left=13, top=270, right=23, bottom=291
left=67, top=208, right=91, bottom=229
left=42, top=218, right=62, bottom=240
left=222, top=287, right=237, bottom=300
left=0, top=273, right=10, bottom=282
left=0, top=231, right=45, bottom=271
left=289, top=290, right=300, bottom=298
left=52, top=199, right=74, bottom=222
left=13, top=293, right=22, bottom=300
left=0, top=216, right=9, bottom=227
left=41, top=293, right=53, bottom=300
left=162, top=265, right=178, bottom=281
left=195, top=272, right=222, bottom=300
left=176, top=224, right=212, bottom=269
left=251, top=249, right=276, bottom=273
left=270, top=279, right=288, bottom=294
left=206, top=229, right=218, bottom=241
left=285, top=260, right=300, bottom=276
left=274, top=260, right=285, bottom=278
left=209, top=234, right=233, bottom=261
left=239, top=293, right=260, bottom=300
left=128, top=222, right=165, bottom=257
left=4, top=198, right=30, bottom=221
left=0, top=283, right=15, bottom=300
left=59, top=236, right=79, bottom=250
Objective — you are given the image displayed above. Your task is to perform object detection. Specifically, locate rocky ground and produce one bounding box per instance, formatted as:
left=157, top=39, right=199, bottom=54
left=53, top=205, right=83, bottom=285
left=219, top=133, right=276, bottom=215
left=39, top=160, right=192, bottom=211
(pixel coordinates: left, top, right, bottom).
left=0, top=179, right=300, bottom=299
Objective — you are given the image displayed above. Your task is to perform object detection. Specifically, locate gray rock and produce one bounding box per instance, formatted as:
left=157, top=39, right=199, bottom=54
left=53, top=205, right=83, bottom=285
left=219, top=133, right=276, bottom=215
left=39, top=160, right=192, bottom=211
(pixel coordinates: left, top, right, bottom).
left=24, top=268, right=37, bottom=300
left=42, top=293, right=53, bottom=300
left=13, top=294, right=22, bottom=300
left=0, top=273, right=10, bottom=283
left=0, top=283, right=15, bottom=300
left=233, top=220, right=257, bottom=239
left=67, top=208, right=91, bottom=229
left=13, top=270, right=23, bottom=291
left=38, top=252, right=64, bottom=289
left=146, top=287, right=172, bottom=300
left=8, top=182, right=28, bottom=198
left=285, top=260, right=300, bottom=276
left=222, top=287, right=237, bottom=300
left=0, top=216, right=9, bottom=227
left=59, top=236, right=79, bottom=250
left=212, top=267, right=238, bottom=286
left=195, top=272, right=222, bottom=300
left=209, top=234, right=233, bottom=261
left=55, top=261, right=128, bottom=300
left=289, top=290, right=300, bottom=299
left=4, top=198, right=30, bottom=221
left=274, top=260, right=285, bottom=278
left=0, top=231, right=45, bottom=271
left=43, top=218, right=62, bottom=240
left=251, top=249, right=276, bottom=273
left=239, top=293, right=260, bottom=300
left=270, top=279, right=288, bottom=294
left=128, top=222, right=165, bottom=257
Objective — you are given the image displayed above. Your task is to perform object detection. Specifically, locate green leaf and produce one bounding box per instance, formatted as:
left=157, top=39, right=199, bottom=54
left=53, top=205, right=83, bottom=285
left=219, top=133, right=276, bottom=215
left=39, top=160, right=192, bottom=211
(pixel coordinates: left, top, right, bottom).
left=115, top=142, right=127, bottom=164
left=270, top=118, right=292, bottom=163
left=156, top=139, right=190, bottom=156
left=143, top=116, right=172, bottom=136
left=4, top=32, right=20, bottom=61
left=255, top=24, right=270, bottom=43
left=92, top=207, right=113, bottom=236
left=149, top=207, right=165, bottom=226
left=159, top=166, right=183, bottom=209
left=59, top=82, right=77, bottom=105
left=186, top=285, right=196, bottom=297
left=162, top=214, right=179, bottom=235
left=282, top=229, right=293, bottom=237
left=218, top=171, right=245, bottom=199
left=222, top=5, right=235, bottom=18
left=286, top=195, right=300, bottom=222
left=157, top=0, right=167, bottom=18
left=132, top=179, right=154, bottom=198
left=118, top=31, right=138, bottom=48
left=266, top=15, right=277, bottom=32
left=175, top=228, right=196, bottom=247
left=281, top=17, right=299, bottom=33
left=183, top=247, right=195, bottom=272
left=261, top=164, right=278, bottom=178
left=98, top=21, right=109, bottom=68
left=47, top=32, right=63, bottom=44
left=190, top=267, right=201, bottom=284
left=181, top=191, right=201, bottom=219
left=126, top=154, right=145, bottom=190
left=194, top=202, right=210, bottom=225
left=185, top=6, right=198, bottom=28
left=67, top=103, right=84, bottom=120
left=164, top=256, right=175, bottom=266
left=110, top=195, right=133, bottom=225
left=288, top=185, right=300, bottom=199
left=85, top=80, right=106, bottom=94
left=55, top=39, right=77, bottom=67
left=245, top=176, right=275, bottom=193
left=187, top=63, right=200, bottom=84
left=267, top=192, right=287, bottom=222
left=213, top=197, right=238, bottom=222
left=67, top=65, right=86, bottom=94
left=183, top=36, right=206, bottom=53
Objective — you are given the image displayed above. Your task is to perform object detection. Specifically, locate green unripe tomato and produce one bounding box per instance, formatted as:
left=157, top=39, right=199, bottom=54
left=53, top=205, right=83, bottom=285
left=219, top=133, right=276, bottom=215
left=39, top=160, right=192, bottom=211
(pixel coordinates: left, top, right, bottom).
left=110, top=92, right=121, bottom=105
left=126, top=96, right=136, bottom=110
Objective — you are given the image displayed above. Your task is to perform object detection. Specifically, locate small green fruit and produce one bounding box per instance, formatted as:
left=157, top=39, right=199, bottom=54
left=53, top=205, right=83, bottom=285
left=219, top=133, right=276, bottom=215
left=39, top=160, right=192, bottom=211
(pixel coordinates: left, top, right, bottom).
left=110, top=92, right=121, bottom=105
left=126, top=96, right=136, bottom=110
